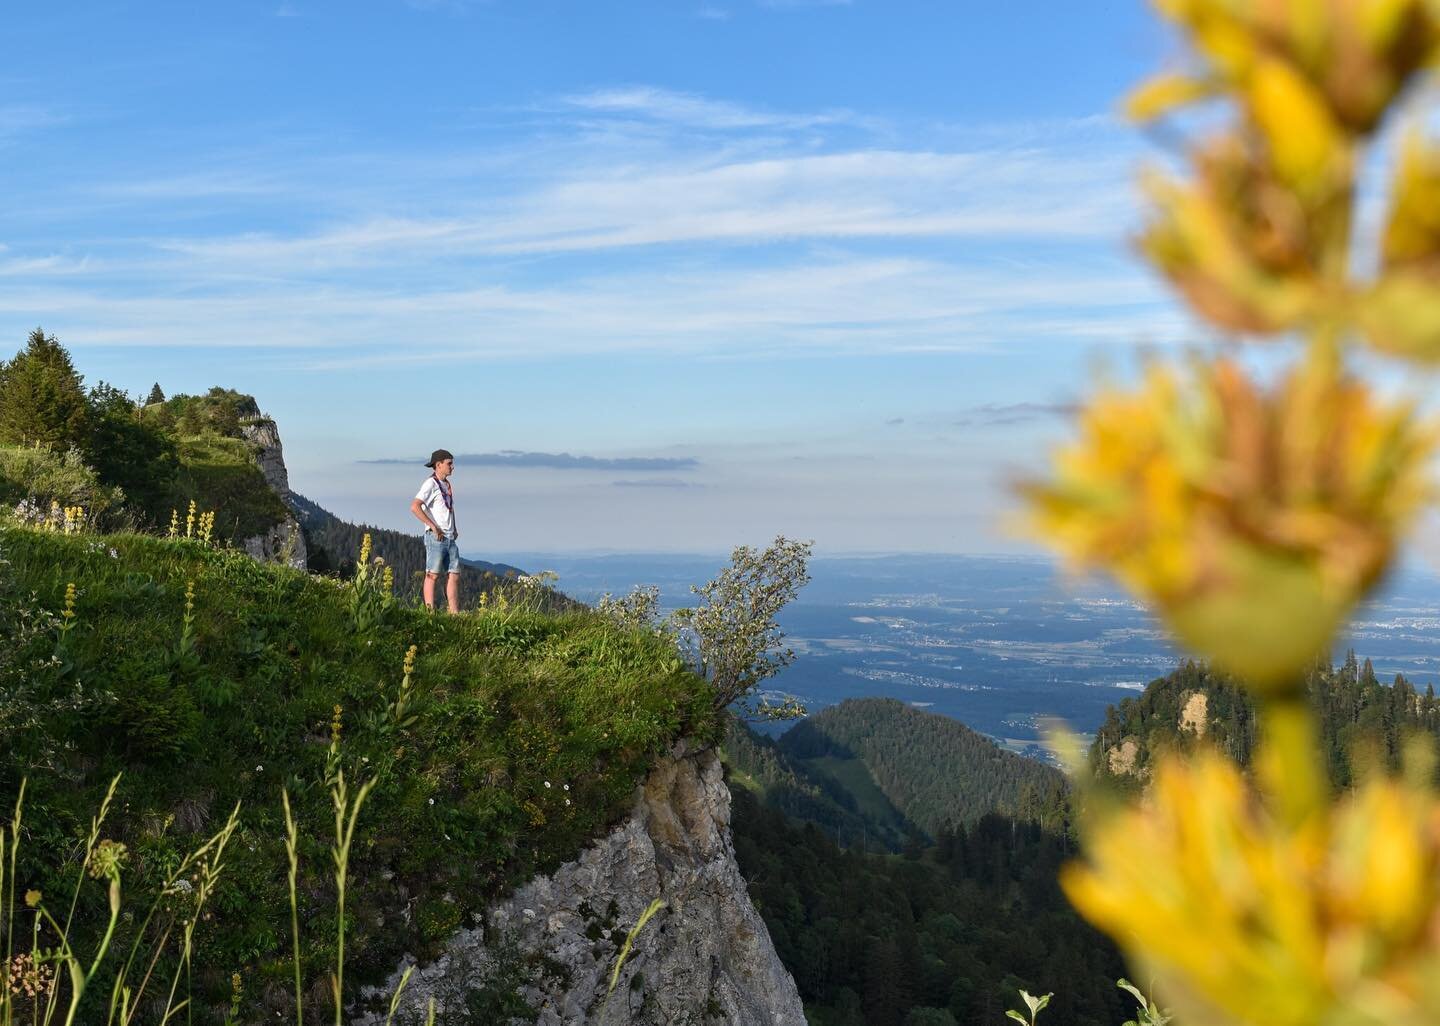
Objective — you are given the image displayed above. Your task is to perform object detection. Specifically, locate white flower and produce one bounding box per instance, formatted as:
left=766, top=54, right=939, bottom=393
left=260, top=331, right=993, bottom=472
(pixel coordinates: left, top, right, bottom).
left=563, top=784, right=570, bottom=791
left=544, top=781, right=551, bottom=789
left=428, top=797, right=435, bottom=805
left=108, top=548, right=118, bottom=559
left=564, top=798, right=571, bottom=806
left=255, top=765, right=263, bottom=772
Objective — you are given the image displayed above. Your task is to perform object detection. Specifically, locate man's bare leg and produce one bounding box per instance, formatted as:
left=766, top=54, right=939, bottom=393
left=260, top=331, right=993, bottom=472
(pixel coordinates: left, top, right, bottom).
left=424, top=571, right=438, bottom=610
left=447, top=573, right=460, bottom=613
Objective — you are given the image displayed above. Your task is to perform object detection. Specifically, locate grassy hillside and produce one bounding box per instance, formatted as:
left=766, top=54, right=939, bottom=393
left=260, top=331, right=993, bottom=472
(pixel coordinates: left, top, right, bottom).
left=778, top=698, right=1069, bottom=836
left=0, top=521, right=720, bottom=1022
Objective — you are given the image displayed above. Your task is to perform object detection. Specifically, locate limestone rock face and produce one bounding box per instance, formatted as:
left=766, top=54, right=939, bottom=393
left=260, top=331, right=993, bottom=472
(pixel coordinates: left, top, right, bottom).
left=237, top=408, right=307, bottom=569
left=360, top=742, right=806, bottom=1026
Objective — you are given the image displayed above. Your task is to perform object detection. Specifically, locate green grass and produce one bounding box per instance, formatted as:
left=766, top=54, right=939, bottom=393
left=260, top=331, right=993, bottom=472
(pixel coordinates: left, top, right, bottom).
left=0, top=523, right=721, bottom=1022
left=167, top=436, right=290, bottom=542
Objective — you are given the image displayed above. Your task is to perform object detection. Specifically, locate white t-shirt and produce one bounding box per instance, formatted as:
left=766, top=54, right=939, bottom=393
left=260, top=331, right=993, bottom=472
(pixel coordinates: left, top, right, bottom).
left=415, top=476, right=455, bottom=536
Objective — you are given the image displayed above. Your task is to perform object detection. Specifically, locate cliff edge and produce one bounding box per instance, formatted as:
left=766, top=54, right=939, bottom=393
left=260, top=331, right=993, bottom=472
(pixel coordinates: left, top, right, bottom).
left=364, top=741, right=807, bottom=1025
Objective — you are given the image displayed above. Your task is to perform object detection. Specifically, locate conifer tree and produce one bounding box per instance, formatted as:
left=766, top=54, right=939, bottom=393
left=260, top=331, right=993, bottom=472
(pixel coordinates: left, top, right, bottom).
left=0, top=328, right=90, bottom=450
left=145, top=382, right=165, bottom=405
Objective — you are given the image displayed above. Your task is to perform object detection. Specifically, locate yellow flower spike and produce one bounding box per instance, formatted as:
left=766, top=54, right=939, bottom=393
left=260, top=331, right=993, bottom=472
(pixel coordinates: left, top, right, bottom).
left=1245, top=58, right=1347, bottom=193
left=1023, top=353, right=1436, bottom=691
left=1067, top=748, right=1440, bottom=1026
left=1146, top=0, right=1440, bottom=135
left=1125, top=71, right=1217, bottom=121
left=1355, top=132, right=1440, bottom=359
left=1138, top=141, right=1332, bottom=335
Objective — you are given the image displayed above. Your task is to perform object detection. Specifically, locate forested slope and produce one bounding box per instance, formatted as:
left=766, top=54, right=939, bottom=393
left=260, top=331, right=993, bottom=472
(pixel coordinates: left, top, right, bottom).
left=1092, top=653, right=1440, bottom=789
left=778, top=698, right=1070, bottom=835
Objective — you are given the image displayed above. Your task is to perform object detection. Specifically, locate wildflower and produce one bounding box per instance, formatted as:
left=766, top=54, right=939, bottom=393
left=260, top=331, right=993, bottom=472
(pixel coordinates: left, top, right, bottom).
left=427, top=797, right=435, bottom=805
left=87, top=838, right=128, bottom=881
left=359, top=532, right=372, bottom=567
left=1064, top=747, right=1440, bottom=1026
left=563, top=783, right=570, bottom=791
left=185, top=499, right=196, bottom=538
left=331, top=704, right=343, bottom=742
left=7, top=953, right=55, bottom=999
left=108, top=547, right=118, bottom=559
left=1023, top=354, right=1435, bottom=689
left=255, top=764, right=263, bottom=772
left=564, top=798, right=571, bottom=807
left=168, top=509, right=179, bottom=538
left=23, top=889, right=41, bottom=907
left=544, top=781, right=552, bottom=789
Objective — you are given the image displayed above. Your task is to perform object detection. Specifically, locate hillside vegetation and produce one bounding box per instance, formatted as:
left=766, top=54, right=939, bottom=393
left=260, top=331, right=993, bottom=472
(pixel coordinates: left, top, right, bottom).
left=0, top=522, right=720, bottom=1021
left=777, top=698, right=1069, bottom=836
left=1092, top=654, right=1440, bottom=790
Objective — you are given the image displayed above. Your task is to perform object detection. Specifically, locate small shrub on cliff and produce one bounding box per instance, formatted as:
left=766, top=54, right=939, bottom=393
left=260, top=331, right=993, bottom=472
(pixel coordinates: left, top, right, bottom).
left=672, top=535, right=812, bottom=718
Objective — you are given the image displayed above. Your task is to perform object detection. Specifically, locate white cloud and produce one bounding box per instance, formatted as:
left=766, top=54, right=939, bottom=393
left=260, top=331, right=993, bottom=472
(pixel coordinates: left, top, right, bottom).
left=559, top=86, right=850, bottom=130
left=0, top=86, right=1172, bottom=364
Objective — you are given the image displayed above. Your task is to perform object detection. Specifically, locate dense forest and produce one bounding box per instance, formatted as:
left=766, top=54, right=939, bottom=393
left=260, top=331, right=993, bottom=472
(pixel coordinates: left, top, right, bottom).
left=723, top=715, right=917, bottom=852
left=778, top=698, right=1070, bottom=836
left=1092, top=653, right=1440, bottom=789
left=725, top=707, right=1122, bottom=1026
left=731, top=785, right=1126, bottom=1026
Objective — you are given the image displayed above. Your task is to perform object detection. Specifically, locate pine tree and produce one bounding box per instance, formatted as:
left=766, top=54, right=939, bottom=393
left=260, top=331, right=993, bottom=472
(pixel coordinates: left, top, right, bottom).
left=0, top=328, right=90, bottom=450
left=145, top=382, right=165, bottom=405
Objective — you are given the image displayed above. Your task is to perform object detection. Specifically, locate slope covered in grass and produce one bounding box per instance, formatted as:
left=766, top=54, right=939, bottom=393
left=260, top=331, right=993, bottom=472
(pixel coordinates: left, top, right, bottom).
left=1, top=523, right=720, bottom=1020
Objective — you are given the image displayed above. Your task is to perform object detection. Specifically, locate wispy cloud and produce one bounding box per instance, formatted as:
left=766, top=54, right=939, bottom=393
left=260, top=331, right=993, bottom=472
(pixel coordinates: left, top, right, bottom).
left=612, top=477, right=704, bottom=488
left=951, top=401, right=1080, bottom=428
left=0, top=85, right=1178, bottom=363
left=559, top=86, right=851, bottom=130
left=0, top=104, right=64, bottom=141
left=361, top=451, right=701, bottom=471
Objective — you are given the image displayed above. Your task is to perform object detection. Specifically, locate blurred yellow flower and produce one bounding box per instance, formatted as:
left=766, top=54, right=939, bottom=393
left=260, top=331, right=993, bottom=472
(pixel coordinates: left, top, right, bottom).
left=1359, top=132, right=1440, bottom=361
left=1139, top=137, right=1336, bottom=334
left=1023, top=355, right=1434, bottom=689
left=1064, top=749, right=1440, bottom=1026
left=1140, top=0, right=1439, bottom=136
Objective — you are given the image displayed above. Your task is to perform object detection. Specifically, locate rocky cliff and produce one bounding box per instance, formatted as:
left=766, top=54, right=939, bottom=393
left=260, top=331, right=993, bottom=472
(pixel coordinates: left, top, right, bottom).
left=235, top=401, right=307, bottom=569
left=360, top=741, right=807, bottom=1025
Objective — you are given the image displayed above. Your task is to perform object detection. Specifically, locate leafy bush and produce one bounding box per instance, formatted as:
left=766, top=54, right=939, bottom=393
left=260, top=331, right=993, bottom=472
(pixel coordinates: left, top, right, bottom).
left=0, top=445, right=125, bottom=525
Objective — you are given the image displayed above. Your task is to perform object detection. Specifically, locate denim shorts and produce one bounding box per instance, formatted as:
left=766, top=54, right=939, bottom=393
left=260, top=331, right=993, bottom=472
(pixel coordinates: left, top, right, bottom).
left=424, top=532, right=462, bottom=575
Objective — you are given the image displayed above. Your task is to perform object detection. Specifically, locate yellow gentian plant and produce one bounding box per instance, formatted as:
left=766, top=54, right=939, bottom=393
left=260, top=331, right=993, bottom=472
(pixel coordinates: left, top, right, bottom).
left=1024, top=2, right=1440, bottom=1023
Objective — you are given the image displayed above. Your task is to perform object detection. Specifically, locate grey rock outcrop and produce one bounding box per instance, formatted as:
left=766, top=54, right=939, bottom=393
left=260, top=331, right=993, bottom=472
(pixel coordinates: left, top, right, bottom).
left=360, top=742, right=806, bottom=1026
left=236, top=405, right=307, bottom=570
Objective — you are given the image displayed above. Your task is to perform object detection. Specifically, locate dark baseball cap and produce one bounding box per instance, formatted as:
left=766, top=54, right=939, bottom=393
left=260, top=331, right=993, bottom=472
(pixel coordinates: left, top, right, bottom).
left=425, top=448, right=454, bottom=468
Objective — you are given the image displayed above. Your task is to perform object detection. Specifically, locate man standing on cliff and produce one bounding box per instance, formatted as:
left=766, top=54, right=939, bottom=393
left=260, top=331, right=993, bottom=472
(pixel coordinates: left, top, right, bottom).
left=410, top=448, right=461, bottom=613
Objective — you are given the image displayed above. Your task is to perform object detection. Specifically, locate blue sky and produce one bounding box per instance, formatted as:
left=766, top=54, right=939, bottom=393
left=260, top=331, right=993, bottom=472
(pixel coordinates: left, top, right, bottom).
left=2, top=1, right=1205, bottom=554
